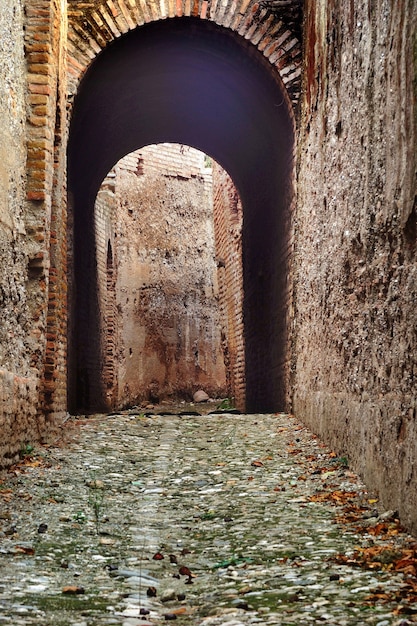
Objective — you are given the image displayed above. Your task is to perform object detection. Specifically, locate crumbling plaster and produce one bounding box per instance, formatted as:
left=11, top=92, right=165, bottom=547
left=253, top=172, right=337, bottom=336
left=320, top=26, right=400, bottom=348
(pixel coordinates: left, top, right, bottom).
left=95, top=145, right=227, bottom=408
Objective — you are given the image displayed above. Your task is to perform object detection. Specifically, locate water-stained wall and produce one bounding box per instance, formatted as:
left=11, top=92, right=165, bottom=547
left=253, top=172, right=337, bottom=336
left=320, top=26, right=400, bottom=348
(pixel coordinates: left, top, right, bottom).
left=294, top=0, right=417, bottom=532
left=95, top=145, right=227, bottom=408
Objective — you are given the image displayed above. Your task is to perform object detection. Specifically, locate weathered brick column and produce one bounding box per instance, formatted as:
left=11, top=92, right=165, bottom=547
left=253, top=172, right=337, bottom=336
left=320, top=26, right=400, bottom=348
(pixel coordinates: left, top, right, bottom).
left=212, top=163, right=245, bottom=410
left=25, top=0, right=68, bottom=429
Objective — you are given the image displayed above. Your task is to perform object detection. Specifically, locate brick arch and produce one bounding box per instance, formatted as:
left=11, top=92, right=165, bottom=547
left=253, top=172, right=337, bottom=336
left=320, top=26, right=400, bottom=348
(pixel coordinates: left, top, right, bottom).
left=68, top=15, right=295, bottom=414
left=67, top=0, right=302, bottom=110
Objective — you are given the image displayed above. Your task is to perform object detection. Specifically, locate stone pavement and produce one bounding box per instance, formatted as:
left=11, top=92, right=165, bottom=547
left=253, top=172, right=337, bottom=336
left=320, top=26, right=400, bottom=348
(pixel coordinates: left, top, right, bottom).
left=0, top=409, right=417, bottom=626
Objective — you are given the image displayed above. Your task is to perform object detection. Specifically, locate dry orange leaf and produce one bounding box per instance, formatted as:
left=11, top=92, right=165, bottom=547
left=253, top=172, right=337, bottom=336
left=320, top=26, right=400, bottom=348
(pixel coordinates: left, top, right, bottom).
left=169, top=607, right=188, bottom=615
left=62, top=586, right=85, bottom=595
left=309, top=490, right=358, bottom=505
left=0, top=490, right=13, bottom=502
left=14, top=545, right=35, bottom=555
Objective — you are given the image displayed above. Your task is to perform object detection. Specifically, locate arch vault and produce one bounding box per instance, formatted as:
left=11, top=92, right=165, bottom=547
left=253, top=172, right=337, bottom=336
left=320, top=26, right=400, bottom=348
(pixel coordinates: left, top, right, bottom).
left=68, top=17, right=295, bottom=413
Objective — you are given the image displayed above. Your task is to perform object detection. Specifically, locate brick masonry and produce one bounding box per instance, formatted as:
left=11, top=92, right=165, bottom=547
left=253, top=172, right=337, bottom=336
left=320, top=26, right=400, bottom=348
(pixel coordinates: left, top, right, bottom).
left=66, top=0, right=303, bottom=111
left=212, top=162, right=245, bottom=410
left=25, top=0, right=68, bottom=423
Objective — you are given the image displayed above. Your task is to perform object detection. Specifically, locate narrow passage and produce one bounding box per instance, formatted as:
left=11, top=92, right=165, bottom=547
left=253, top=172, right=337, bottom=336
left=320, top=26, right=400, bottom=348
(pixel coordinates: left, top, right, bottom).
left=0, top=412, right=416, bottom=625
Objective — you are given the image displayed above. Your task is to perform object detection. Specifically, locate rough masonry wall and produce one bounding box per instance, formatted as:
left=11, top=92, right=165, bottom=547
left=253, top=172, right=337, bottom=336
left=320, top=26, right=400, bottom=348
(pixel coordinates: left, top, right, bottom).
left=294, top=0, right=417, bottom=532
left=0, top=0, right=40, bottom=464
left=0, top=0, right=68, bottom=466
left=96, top=144, right=227, bottom=409
left=212, top=163, right=245, bottom=409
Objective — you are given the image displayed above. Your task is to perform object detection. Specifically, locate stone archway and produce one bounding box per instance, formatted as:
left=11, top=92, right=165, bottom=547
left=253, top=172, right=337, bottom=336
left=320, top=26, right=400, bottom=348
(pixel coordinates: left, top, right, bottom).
left=67, top=16, right=295, bottom=413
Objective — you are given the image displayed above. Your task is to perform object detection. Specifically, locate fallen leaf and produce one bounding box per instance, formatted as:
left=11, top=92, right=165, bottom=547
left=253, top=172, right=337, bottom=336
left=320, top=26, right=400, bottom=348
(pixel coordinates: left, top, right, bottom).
left=62, top=586, right=85, bottom=594
left=309, top=490, right=358, bottom=505
left=14, top=545, right=35, bottom=555
left=179, top=566, right=194, bottom=578
left=169, top=607, right=188, bottom=615
left=251, top=460, right=263, bottom=467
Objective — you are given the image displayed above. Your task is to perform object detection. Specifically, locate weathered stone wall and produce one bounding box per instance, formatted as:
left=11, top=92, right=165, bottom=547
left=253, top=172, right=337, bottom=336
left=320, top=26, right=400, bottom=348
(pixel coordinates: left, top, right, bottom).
left=0, top=0, right=40, bottom=464
left=294, top=0, right=417, bottom=532
left=95, top=144, right=227, bottom=408
left=0, top=0, right=68, bottom=466
left=212, top=163, right=245, bottom=409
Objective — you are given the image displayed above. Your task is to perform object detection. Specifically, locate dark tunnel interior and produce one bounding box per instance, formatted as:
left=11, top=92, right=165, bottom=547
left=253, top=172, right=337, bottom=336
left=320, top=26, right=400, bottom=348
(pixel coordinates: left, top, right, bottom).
left=67, top=17, right=295, bottom=414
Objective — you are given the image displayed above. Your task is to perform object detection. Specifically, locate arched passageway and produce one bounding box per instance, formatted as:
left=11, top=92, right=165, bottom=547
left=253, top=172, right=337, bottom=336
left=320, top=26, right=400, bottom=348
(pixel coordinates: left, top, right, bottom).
left=68, top=17, right=294, bottom=414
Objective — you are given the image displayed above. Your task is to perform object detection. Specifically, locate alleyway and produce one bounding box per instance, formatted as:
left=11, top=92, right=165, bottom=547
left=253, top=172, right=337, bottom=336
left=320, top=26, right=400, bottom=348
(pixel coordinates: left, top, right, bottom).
left=0, top=410, right=416, bottom=626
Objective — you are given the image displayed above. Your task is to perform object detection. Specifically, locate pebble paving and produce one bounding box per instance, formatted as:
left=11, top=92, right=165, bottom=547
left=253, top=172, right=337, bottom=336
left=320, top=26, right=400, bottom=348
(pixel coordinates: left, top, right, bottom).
left=0, top=408, right=417, bottom=626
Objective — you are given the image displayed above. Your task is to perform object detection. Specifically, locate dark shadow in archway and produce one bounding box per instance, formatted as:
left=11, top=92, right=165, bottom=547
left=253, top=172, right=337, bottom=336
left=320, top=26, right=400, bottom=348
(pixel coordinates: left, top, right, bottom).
left=67, top=17, right=294, bottom=414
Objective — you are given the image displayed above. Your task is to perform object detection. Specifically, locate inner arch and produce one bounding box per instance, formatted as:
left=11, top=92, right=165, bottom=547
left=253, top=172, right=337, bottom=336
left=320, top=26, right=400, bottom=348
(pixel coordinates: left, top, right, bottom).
left=68, top=16, right=294, bottom=413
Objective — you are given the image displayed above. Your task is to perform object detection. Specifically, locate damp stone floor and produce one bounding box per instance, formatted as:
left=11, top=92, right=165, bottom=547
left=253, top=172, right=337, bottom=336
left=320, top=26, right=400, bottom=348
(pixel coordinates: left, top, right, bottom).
left=0, top=408, right=417, bottom=626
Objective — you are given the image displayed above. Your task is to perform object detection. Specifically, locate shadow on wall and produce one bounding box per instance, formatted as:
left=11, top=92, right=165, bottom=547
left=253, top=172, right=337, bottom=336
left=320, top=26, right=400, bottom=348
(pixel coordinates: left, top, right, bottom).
left=67, top=17, right=295, bottom=414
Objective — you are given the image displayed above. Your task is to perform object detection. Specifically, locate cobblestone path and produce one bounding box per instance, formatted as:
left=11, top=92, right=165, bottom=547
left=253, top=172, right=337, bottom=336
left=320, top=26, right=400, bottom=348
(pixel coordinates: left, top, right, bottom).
left=1, top=411, right=417, bottom=626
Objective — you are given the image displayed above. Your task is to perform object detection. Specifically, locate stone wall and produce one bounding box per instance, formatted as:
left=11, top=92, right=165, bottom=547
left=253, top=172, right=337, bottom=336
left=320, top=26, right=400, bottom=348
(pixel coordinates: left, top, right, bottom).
left=0, top=0, right=40, bottom=465
left=294, top=0, right=417, bottom=532
left=0, top=0, right=68, bottom=466
left=94, top=144, right=227, bottom=408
